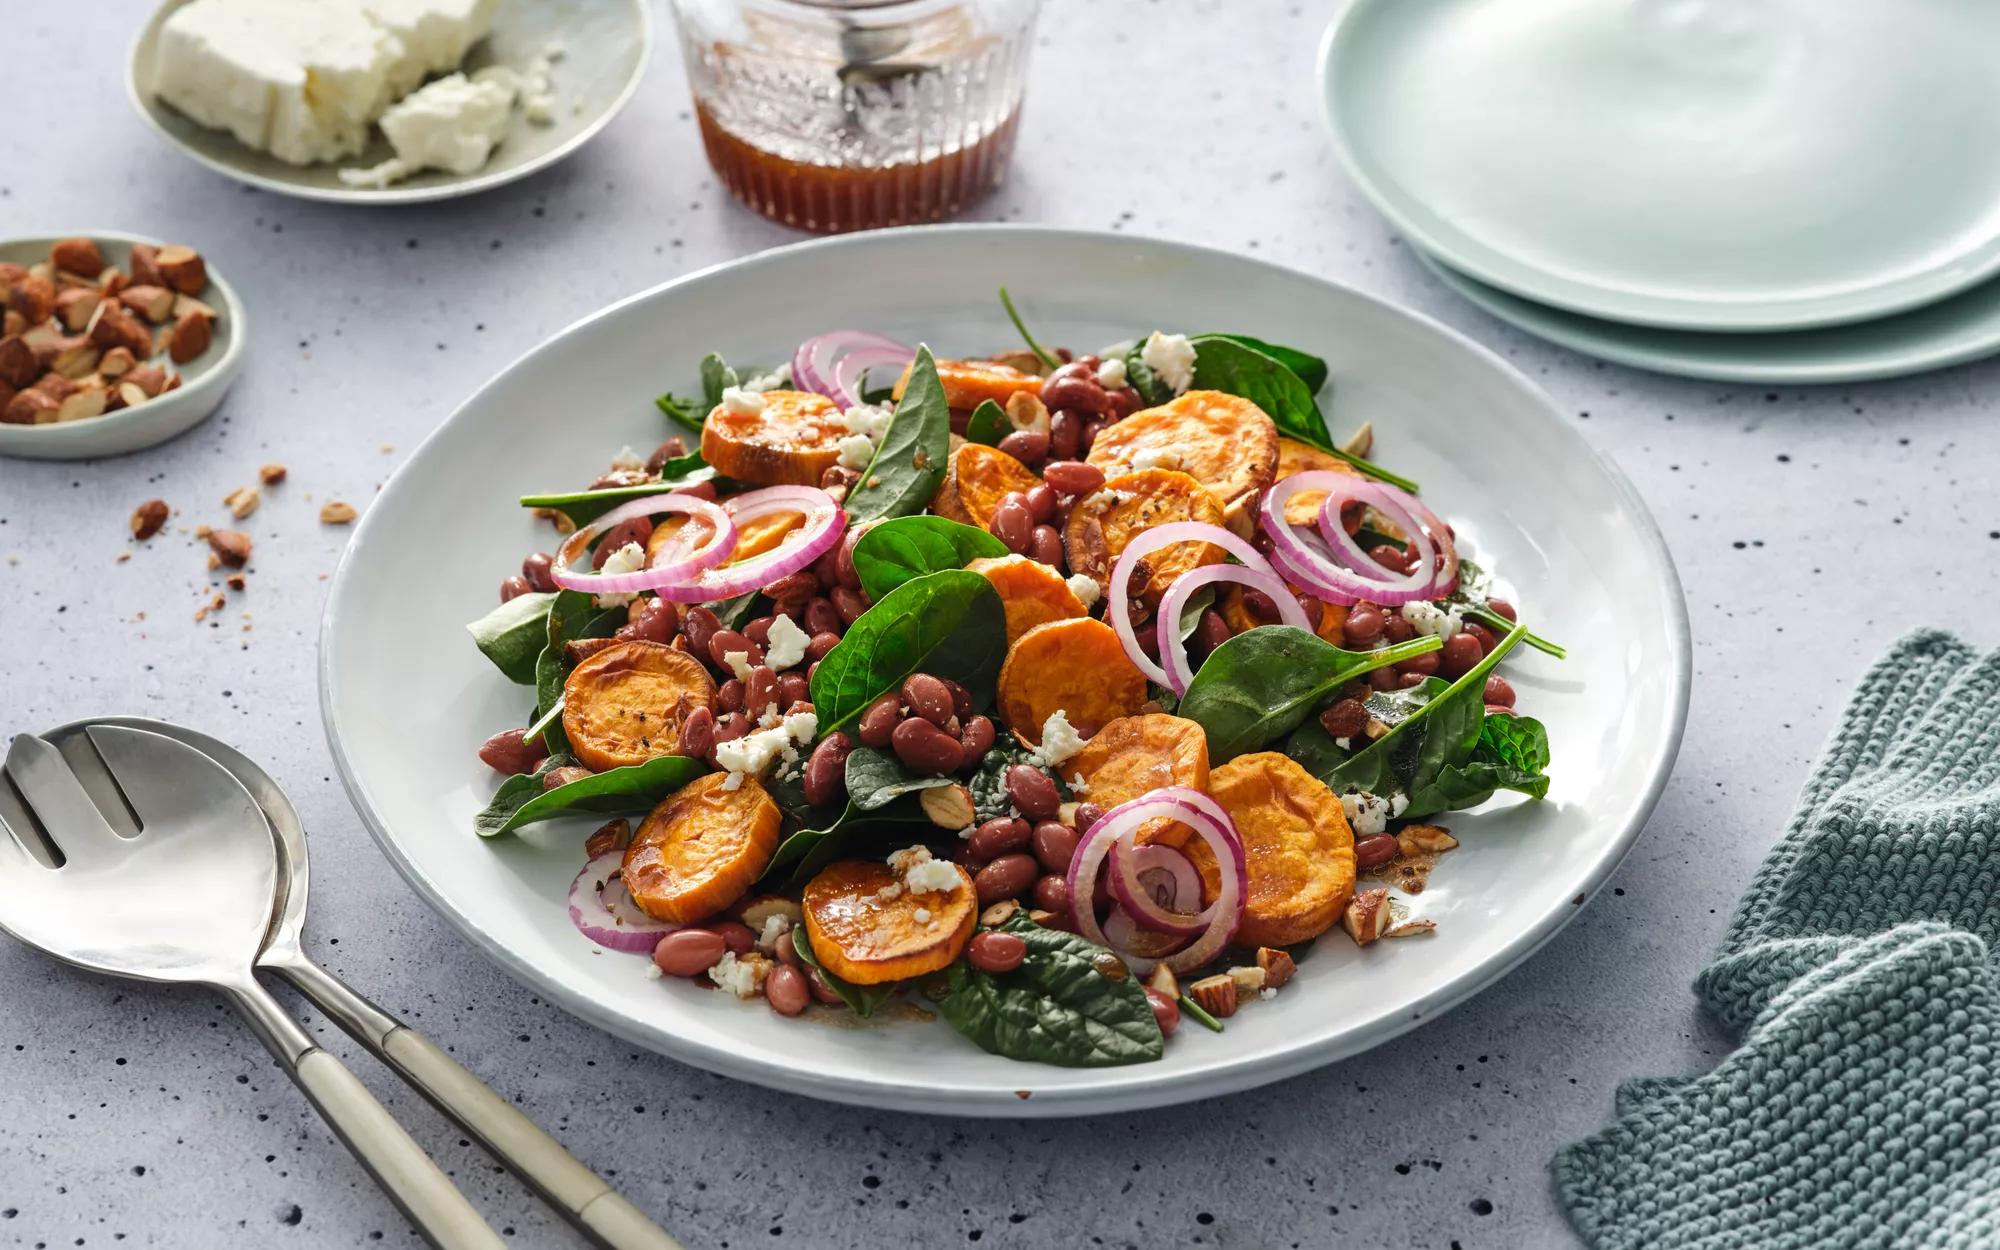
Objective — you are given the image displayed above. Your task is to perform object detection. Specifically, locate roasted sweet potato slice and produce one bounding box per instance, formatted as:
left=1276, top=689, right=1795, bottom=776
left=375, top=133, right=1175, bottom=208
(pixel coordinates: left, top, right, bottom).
left=1219, top=585, right=1348, bottom=645
left=622, top=772, right=782, bottom=923
left=562, top=640, right=718, bottom=772
left=1272, top=436, right=1363, bottom=528
left=802, top=858, right=976, bottom=984
left=967, top=553, right=1086, bottom=644
left=1206, top=752, right=1354, bottom=947
left=648, top=509, right=805, bottom=567
left=891, top=358, right=1044, bottom=411
left=1063, top=469, right=1226, bottom=605
left=931, top=442, right=1042, bottom=530
left=1071, top=714, right=1210, bottom=846
left=1087, top=391, right=1279, bottom=534
left=997, top=618, right=1149, bottom=743
left=699, top=389, right=847, bottom=486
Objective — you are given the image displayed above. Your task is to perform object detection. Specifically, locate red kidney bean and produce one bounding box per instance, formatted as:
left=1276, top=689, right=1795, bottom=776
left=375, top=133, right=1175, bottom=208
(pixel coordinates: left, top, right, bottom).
left=805, top=631, right=842, bottom=663
left=1383, top=614, right=1415, bottom=644
left=805, top=597, right=843, bottom=637
left=1079, top=417, right=1107, bottom=456
left=1072, top=802, right=1105, bottom=833
left=1193, top=607, right=1231, bottom=656
left=1400, top=650, right=1441, bottom=678
left=943, top=679, right=973, bottom=719
left=644, top=436, right=688, bottom=473
left=952, top=840, right=989, bottom=875
left=901, top=673, right=955, bottom=727
left=997, top=429, right=1050, bottom=465
left=478, top=728, right=548, bottom=774
left=716, top=678, right=744, bottom=713
left=1049, top=409, right=1084, bottom=460
left=958, top=714, right=996, bottom=762
left=1025, top=484, right=1059, bottom=523
left=594, top=516, right=654, bottom=566
left=713, top=712, right=750, bottom=743
left=967, top=930, right=1028, bottom=974
left=1033, top=873, right=1071, bottom=914
left=1485, top=703, right=1517, bottom=718
left=1465, top=621, right=1497, bottom=653
left=1354, top=834, right=1400, bottom=870
left=1484, top=674, right=1517, bottom=708
left=682, top=606, right=721, bottom=660
left=1004, top=764, right=1061, bottom=821
left=891, top=717, right=963, bottom=774
left=1486, top=598, right=1518, bottom=623
left=1240, top=589, right=1281, bottom=624
left=744, top=615, right=775, bottom=647
left=807, top=968, right=845, bottom=1005
left=1135, top=625, right=1162, bottom=660
left=778, top=672, right=810, bottom=708
left=836, top=523, right=869, bottom=591
left=1440, top=631, right=1483, bottom=676
left=1398, top=672, right=1428, bottom=688
left=812, top=546, right=842, bottom=590
left=1144, top=988, right=1180, bottom=1038
left=858, top=693, right=903, bottom=748
left=1040, top=370, right=1109, bottom=415
left=974, top=854, right=1039, bottom=903
left=521, top=552, right=557, bottom=592
left=615, top=598, right=676, bottom=644
left=706, top=920, right=756, bottom=956
left=765, top=964, right=809, bottom=1016
left=1041, top=460, right=1104, bottom=497
left=744, top=666, right=778, bottom=719
left=1026, top=524, right=1064, bottom=567
left=542, top=765, right=593, bottom=790
left=990, top=494, right=1034, bottom=553
left=1031, top=821, right=1078, bottom=874
left=499, top=575, right=532, bottom=602
left=707, top=629, right=762, bottom=670
left=1318, top=698, right=1368, bottom=740
left=774, top=930, right=803, bottom=969
left=969, top=816, right=1031, bottom=860
left=653, top=929, right=726, bottom=977
left=676, top=706, right=715, bottom=760
left=1055, top=498, right=1078, bottom=528
left=678, top=479, right=720, bottom=503
left=1367, top=543, right=1411, bottom=573
left=1107, top=387, right=1143, bottom=419
left=831, top=586, right=869, bottom=624
left=1369, top=666, right=1403, bottom=692
left=765, top=570, right=818, bottom=612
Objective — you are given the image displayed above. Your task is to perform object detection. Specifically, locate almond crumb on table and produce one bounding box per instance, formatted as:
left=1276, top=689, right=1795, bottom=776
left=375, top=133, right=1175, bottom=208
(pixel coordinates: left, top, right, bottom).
left=320, top=501, right=359, bottom=525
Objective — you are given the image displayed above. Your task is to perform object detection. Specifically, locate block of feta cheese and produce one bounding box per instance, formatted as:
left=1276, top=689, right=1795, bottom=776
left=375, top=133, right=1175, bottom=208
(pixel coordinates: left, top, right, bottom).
left=358, top=0, right=499, bottom=96
left=153, top=0, right=406, bottom=165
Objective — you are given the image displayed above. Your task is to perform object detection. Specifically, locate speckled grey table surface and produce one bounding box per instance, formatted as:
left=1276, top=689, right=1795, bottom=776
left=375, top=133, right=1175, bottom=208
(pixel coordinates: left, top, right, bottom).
left=4, top=3, right=1998, bottom=1248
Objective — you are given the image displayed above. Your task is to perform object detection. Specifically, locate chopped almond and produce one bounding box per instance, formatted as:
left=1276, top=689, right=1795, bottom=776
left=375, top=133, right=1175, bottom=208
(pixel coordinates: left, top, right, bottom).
left=167, top=308, right=213, bottom=364
left=55, top=288, right=100, bottom=332
left=1186, top=973, right=1239, bottom=1019
left=50, top=238, right=104, bottom=278
left=1256, top=947, right=1296, bottom=990
left=119, top=285, right=176, bottom=323
left=223, top=486, right=259, bottom=519
left=129, top=500, right=169, bottom=540
left=207, top=529, right=252, bottom=567
left=153, top=245, right=207, bottom=295
left=1342, top=888, right=1393, bottom=947
left=319, top=501, right=358, bottom=525
left=258, top=463, right=287, bottom=485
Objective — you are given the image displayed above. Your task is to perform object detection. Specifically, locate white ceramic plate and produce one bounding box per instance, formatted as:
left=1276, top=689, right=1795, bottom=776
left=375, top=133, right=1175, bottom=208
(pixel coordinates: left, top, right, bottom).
left=1416, top=246, right=2000, bottom=385
left=127, top=0, right=650, bottom=205
left=1321, top=0, right=2000, bottom=332
left=0, top=231, right=246, bottom=461
left=320, top=227, right=1691, bottom=1117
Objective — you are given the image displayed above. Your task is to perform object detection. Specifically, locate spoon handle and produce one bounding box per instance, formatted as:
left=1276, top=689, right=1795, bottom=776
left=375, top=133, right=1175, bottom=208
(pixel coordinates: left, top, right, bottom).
left=224, top=981, right=506, bottom=1250
left=268, top=951, right=683, bottom=1250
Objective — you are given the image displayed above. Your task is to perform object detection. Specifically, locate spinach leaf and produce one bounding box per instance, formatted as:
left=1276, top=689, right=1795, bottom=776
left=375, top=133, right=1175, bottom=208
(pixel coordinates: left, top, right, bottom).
left=709, top=590, right=765, bottom=631
left=467, top=591, right=555, bottom=684
left=845, top=746, right=956, bottom=811
left=1177, top=625, right=1443, bottom=761
left=851, top=515, right=1008, bottom=601
left=998, top=288, right=1060, bottom=371
left=964, top=399, right=1009, bottom=446
left=765, top=794, right=933, bottom=884
left=519, top=461, right=715, bottom=527
left=1187, top=335, right=1417, bottom=493
left=1123, top=340, right=1173, bottom=406
left=1478, top=711, right=1550, bottom=775
left=533, top=591, right=624, bottom=755
left=809, top=570, right=1006, bottom=736
left=1445, top=559, right=1567, bottom=660
left=934, top=913, right=1163, bottom=1067
left=1198, top=333, right=1329, bottom=395
left=699, top=352, right=738, bottom=409
left=655, top=391, right=703, bottom=435
left=842, top=346, right=953, bottom=526
left=790, top=923, right=898, bottom=1017
left=474, top=753, right=578, bottom=837
left=1176, top=584, right=1215, bottom=641
left=481, top=754, right=707, bottom=837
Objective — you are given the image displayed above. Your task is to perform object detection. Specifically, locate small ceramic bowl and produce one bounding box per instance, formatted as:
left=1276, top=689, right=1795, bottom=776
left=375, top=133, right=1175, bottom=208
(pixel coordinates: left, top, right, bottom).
left=0, top=231, right=246, bottom=461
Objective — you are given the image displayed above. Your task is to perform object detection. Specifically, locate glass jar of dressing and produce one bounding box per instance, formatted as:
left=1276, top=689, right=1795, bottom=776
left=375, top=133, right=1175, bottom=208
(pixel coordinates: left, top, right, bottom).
left=670, top=0, right=1040, bottom=233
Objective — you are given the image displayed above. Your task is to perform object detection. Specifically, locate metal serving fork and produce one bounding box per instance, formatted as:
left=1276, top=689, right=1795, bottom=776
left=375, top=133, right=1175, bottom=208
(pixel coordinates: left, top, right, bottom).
left=39, top=716, right=680, bottom=1250
left=0, top=726, right=505, bottom=1250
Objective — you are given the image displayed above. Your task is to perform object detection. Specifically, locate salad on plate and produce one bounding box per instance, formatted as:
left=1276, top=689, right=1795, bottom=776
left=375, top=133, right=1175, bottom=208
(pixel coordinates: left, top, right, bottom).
left=463, top=295, right=1562, bottom=1069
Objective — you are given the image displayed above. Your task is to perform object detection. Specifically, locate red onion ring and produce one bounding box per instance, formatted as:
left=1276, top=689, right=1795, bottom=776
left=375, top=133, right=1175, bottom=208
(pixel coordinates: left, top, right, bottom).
left=551, top=493, right=735, bottom=595
left=1102, top=906, right=1190, bottom=959
left=1259, top=473, right=1458, bottom=607
left=1107, top=842, right=1208, bottom=937
left=651, top=486, right=845, bottom=603
left=1066, top=786, right=1246, bottom=976
left=1155, top=561, right=1312, bottom=696
left=1107, top=521, right=1304, bottom=687
left=792, top=331, right=914, bottom=408
left=569, top=851, right=678, bottom=953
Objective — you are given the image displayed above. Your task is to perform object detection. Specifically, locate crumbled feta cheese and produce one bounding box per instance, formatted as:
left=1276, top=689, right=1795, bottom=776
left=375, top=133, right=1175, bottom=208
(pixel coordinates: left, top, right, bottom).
left=1066, top=574, right=1101, bottom=609
left=757, top=707, right=782, bottom=730
left=1095, top=357, right=1128, bottom=390
left=874, top=882, right=905, bottom=903
left=1334, top=736, right=1353, bottom=750
left=1141, top=332, right=1197, bottom=394
left=1070, top=773, right=1090, bottom=796
left=1032, top=710, right=1088, bottom=767
left=715, top=725, right=789, bottom=778
left=720, top=771, right=745, bottom=791
left=741, top=364, right=791, bottom=392
left=1130, top=446, right=1182, bottom=473
left=757, top=915, right=790, bottom=951
left=1341, top=791, right=1392, bottom=837
left=782, top=710, right=819, bottom=746
left=707, top=951, right=768, bottom=999
left=903, top=859, right=962, bottom=895
left=913, top=908, right=932, bottom=924
left=1260, top=987, right=1276, bottom=1001
left=643, top=962, right=664, bottom=980
left=957, top=825, right=976, bottom=840
left=764, top=614, right=811, bottom=671
left=608, top=444, right=645, bottom=472
left=835, top=433, right=876, bottom=470
left=840, top=403, right=893, bottom=440
left=1388, top=792, right=1410, bottom=818
left=721, top=387, right=766, bottom=416
left=1400, top=600, right=1464, bottom=639
left=887, top=845, right=931, bottom=877
left=722, top=650, right=755, bottom=682
left=592, top=541, right=646, bottom=607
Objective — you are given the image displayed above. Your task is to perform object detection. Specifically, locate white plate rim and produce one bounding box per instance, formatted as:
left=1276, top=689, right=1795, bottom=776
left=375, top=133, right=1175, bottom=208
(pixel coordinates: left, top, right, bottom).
left=123, top=0, right=653, bottom=206
left=318, top=224, right=1693, bottom=1115
left=1316, top=0, right=2000, bottom=334
left=0, top=229, right=247, bottom=460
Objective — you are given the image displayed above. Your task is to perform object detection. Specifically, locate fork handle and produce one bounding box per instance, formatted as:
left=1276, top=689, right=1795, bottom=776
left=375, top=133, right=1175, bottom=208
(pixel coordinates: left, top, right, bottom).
left=224, top=983, right=505, bottom=1250
left=269, top=952, right=682, bottom=1250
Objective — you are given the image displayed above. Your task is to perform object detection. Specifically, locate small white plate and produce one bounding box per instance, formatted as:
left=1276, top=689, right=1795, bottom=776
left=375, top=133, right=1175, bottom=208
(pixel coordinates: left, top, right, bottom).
left=1415, top=246, right=2000, bottom=385
left=320, top=226, right=1691, bottom=1117
left=1321, top=0, right=2000, bottom=332
left=127, top=0, right=650, bottom=205
left=0, top=231, right=246, bottom=461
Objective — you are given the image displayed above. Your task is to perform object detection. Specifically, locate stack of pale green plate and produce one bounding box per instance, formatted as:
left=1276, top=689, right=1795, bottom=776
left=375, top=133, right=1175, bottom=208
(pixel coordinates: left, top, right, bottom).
left=1318, top=0, right=2000, bottom=384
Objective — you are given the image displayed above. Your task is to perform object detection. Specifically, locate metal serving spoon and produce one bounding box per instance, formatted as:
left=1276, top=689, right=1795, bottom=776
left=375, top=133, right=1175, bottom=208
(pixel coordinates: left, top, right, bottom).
left=40, top=716, right=680, bottom=1250
left=0, top=726, right=504, bottom=1250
